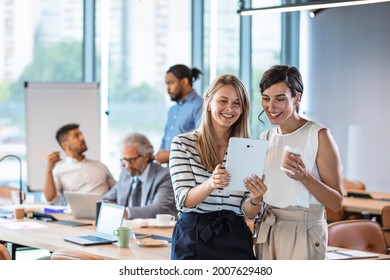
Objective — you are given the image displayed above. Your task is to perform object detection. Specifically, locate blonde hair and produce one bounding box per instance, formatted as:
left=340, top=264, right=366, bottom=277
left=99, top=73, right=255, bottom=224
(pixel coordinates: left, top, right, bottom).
left=197, top=74, right=251, bottom=171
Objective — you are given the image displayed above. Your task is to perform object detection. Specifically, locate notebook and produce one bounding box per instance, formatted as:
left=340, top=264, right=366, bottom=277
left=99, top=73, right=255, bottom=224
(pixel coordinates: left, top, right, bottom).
left=225, top=137, right=268, bottom=191
left=64, top=191, right=103, bottom=219
left=64, top=203, right=125, bottom=246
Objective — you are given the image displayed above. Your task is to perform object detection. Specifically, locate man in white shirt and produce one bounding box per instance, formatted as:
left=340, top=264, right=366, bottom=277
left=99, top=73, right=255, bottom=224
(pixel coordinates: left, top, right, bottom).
left=43, top=123, right=116, bottom=205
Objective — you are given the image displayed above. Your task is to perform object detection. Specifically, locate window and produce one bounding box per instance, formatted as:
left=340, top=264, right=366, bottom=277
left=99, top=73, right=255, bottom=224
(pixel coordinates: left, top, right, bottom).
left=1, top=0, right=286, bottom=188
left=250, top=0, right=282, bottom=137
left=96, top=0, right=192, bottom=177
left=0, top=0, right=83, bottom=187
left=203, top=0, right=240, bottom=91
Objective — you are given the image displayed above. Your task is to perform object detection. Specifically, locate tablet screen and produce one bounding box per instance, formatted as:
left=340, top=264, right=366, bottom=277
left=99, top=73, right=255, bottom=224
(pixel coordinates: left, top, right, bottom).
left=225, top=137, right=268, bottom=191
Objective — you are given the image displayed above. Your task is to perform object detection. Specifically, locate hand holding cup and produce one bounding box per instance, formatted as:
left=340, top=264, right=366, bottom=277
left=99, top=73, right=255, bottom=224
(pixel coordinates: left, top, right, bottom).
left=280, top=145, right=303, bottom=175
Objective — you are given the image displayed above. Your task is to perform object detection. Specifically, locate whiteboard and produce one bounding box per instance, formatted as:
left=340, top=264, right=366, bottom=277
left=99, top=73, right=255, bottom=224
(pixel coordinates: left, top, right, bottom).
left=25, top=82, right=101, bottom=192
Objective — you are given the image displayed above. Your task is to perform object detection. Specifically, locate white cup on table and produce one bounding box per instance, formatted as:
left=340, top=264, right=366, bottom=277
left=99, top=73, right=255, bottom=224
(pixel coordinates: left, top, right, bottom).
left=155, top=214, right=175, bottom=226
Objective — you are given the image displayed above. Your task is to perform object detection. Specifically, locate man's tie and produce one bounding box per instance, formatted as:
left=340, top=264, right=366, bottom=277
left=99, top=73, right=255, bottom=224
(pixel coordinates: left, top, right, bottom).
left=131, top=177, right=142, bottom=207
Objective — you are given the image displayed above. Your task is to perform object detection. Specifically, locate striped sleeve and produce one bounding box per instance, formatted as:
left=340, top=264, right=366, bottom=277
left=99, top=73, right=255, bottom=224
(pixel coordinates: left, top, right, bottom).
left=169, top=133, right=208, bottom=210
left=169, top=132, right=248, bottom=214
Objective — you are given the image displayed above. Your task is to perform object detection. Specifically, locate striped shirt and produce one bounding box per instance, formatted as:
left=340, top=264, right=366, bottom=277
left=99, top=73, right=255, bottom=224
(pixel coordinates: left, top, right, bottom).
left=169, top=131, right=249, bottom=215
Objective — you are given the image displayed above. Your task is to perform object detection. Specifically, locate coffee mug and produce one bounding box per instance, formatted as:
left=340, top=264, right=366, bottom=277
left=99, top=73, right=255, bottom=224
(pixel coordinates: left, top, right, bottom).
left=155, top=214, right=175, bottom=226
left=113, top=227, right=133, bottom=248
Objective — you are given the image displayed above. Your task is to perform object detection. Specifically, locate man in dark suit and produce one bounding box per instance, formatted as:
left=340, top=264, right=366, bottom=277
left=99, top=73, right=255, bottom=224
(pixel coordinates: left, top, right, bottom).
left=103, top=132, right=177, bottom=219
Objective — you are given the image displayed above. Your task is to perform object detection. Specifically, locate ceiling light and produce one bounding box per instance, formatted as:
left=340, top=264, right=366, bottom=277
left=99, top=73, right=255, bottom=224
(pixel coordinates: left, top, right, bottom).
left=238, top=0, right=390, bottom=15
left=309, top=8, right=327, bottom=18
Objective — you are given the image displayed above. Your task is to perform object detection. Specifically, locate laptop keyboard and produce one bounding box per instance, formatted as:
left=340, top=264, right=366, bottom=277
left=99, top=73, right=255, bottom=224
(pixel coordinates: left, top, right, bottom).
left=83, top=235, right=110, bottom=242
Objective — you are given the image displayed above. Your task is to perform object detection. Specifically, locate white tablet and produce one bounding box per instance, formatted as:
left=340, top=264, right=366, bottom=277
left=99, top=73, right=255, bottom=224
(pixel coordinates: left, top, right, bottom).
left=225, top=137, right=268, bottom=191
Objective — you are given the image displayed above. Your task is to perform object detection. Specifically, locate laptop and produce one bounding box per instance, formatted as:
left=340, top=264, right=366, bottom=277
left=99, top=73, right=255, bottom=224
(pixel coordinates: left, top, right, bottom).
left=64, top=203, right=125, bottom=246
left=64, top=191, right=103, bottom=219
left=226, top=137, right=268, bottom=191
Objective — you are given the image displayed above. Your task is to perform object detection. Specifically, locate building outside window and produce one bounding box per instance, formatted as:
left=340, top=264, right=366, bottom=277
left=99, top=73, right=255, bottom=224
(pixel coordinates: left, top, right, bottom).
left=0, top=0, right=83, bottom=187
left=0, top=0, right=283, bottom=189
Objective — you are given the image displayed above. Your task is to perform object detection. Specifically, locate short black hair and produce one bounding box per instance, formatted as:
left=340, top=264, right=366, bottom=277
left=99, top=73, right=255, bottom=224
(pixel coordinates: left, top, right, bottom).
left=55, top=123, right=79, bottom=146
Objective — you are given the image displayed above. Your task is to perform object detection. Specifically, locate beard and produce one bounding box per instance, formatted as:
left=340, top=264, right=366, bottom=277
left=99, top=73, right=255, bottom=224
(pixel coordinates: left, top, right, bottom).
left=80, top=142, right=88, bottom=154
left=129, top=168, right=141, bottom=177
left=169, top=90, right=184, bottom=102
left=170, top=95, right=179, bottom=102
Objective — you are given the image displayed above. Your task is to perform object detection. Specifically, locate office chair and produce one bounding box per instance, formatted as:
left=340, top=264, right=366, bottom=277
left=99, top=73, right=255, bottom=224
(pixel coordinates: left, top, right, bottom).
left=0, top=243, right=11, bottom=260
left=0, top=186, right=29, bottom=259
left=328, top=219, right=388, bottom=254
left=381, top=206, right=390, bottom=251
left=342, top=178, right=366, bottom=191
left=50, top=248, right=108, bottom=260
left=0, top=186, right=16, bottom=205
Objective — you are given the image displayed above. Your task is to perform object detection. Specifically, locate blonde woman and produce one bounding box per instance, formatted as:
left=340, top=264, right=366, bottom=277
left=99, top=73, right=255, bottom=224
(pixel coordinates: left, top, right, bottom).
left=169, top=74, right=256, bottom=260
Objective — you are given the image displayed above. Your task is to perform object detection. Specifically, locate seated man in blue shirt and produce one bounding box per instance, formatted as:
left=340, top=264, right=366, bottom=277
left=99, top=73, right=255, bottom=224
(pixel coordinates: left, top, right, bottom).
left=154, top=64, right=203, bottom=164
left=103, top=132, right=177, bottom=219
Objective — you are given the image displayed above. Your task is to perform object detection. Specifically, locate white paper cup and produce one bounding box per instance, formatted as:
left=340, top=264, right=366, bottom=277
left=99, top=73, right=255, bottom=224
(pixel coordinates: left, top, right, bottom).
left=280, top=145, right=303, bottom=175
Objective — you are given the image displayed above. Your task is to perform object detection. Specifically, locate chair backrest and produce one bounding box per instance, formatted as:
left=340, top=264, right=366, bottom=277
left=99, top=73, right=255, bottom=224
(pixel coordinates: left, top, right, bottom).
left=342, top=178, right=366, bottom=191
left=328, top=219, right=388, bottom=254
left=50, top=248, right=107, bottom=260
left=381, top=206, right=390, bottom=249
left=0, top=243, right=11, bottom=260
left=0, top=186, right=16, bottom=205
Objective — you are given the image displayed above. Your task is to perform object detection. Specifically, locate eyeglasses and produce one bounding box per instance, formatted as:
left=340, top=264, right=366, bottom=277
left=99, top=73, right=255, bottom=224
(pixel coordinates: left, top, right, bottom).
left=120, top=155, right=142, bottom=164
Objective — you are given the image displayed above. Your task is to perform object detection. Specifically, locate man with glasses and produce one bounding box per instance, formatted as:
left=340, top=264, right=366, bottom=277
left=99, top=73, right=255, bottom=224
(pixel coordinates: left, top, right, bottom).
left=103, top=132, right=177, bottom=219
left=43, top=123, right=116, bottom=205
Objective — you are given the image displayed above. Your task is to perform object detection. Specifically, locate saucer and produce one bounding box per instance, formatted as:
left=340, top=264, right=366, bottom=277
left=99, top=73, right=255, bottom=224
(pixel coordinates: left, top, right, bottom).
left=151, top=220, right=176, bottom=228
left=136, top=238, right=169, bottom=247
left=128, top=218, right=154, bottom=228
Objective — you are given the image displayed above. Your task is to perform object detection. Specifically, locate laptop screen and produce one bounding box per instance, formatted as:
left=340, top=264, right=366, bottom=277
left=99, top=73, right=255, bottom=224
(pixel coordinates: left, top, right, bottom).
left=96, top=203, right=125, bottom=236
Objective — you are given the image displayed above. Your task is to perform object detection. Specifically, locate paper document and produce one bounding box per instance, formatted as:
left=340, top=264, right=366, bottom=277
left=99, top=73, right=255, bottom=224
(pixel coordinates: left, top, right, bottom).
left=0, top=221, right=48, bottom=230
left=327, top=249, right=379, bottom=260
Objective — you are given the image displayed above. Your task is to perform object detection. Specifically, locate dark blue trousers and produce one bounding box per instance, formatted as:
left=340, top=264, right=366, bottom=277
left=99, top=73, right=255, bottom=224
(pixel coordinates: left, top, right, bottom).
left=171, top=210, right=255, bottom=260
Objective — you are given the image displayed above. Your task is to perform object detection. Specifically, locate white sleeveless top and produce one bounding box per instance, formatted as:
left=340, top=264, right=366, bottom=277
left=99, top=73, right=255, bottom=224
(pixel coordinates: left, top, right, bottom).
left=260, top=121, right=326, bottom=208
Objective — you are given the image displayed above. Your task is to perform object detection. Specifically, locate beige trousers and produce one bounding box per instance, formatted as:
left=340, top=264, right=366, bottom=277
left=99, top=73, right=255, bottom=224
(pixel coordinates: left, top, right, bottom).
left=254, top=205, right=327, bottom=260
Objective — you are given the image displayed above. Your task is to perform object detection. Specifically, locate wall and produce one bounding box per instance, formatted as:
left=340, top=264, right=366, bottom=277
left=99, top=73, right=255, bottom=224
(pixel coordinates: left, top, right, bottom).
left=304, top=3, right=390, bottom=192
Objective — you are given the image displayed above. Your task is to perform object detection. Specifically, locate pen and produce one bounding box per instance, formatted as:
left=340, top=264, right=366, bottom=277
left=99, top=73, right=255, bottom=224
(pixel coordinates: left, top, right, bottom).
left=328, top=250, right=353, bottom=257
left=33, top=154, right=49, bottom=158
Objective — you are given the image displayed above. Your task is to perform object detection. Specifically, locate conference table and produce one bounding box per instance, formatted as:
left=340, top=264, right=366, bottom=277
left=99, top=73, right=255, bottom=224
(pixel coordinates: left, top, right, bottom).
left=343, top=190, right=390, bottom=216
left=0, top=212, right=172, bottom=260
left=1, top=206, right=389, bottom=260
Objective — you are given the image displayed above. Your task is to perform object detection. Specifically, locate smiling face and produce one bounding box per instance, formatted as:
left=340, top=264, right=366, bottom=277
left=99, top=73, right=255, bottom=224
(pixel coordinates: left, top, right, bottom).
left=261, top=81, right=300, bottom=125
left=209, top=85, right=242, bottom=131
